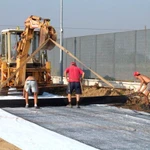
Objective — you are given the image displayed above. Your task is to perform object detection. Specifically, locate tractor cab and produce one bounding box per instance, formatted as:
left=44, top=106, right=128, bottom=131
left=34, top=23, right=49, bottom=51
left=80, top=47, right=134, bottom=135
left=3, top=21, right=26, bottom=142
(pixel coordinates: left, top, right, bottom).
left=0, top=29, right=42, bottom=67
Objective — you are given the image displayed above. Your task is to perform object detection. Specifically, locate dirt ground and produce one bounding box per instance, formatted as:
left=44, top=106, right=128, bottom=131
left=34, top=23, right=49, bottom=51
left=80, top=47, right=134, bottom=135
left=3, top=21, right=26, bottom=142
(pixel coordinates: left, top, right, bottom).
left=48, top=85, right=150, bottom=113
left=0, top=138, right=20, bottom=150
left=81, top=86, right=150, bottom=113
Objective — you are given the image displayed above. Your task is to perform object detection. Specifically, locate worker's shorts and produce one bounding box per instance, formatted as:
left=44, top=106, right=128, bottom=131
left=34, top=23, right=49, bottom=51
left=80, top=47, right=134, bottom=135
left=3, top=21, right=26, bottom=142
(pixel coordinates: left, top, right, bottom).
left=146, top=82, right=150, bottom=91
left=67, top=82, right=82, bottom=94
left=24, top=80, right=38, bottom=93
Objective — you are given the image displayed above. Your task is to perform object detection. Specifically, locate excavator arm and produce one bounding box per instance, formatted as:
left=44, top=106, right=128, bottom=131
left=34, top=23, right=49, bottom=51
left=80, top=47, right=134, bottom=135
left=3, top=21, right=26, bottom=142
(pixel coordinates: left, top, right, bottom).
left=15, top=15, right=57, bottom=85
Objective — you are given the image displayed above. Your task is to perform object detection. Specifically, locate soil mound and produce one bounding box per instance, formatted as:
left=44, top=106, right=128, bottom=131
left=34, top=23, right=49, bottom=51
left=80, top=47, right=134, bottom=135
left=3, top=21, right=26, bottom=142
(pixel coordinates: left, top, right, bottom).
left=81, top=86, right=150, bottom=113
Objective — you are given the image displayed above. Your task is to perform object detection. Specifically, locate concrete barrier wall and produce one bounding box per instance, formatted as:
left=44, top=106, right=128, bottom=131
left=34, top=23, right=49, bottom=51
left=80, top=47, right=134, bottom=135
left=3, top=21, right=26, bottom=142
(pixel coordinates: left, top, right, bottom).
left=51, top=76, right=141, bottom=92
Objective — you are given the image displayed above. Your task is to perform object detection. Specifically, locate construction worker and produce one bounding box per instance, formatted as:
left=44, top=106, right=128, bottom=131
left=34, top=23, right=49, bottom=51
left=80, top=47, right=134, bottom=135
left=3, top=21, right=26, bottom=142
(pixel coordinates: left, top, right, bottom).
left=133, top=71, right=150, bottom=106
left=23, top=76, right=39, bottom=108
left=64, top=62, right=85, bottom=108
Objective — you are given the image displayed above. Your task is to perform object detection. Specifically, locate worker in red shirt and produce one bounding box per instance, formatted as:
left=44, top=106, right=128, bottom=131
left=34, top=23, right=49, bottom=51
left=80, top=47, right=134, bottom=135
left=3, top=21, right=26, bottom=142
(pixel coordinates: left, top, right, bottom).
left=64, top=62, right=85, bottom=108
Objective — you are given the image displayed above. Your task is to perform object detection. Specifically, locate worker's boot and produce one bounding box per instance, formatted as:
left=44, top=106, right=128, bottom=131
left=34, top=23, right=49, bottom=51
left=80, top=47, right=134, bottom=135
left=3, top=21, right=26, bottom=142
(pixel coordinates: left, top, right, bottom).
left=25, top=104, right=29, bottom=108
left=76, top=101, right=80, bottom=108
left=34, top=105, right=40, bottom=109
left=66, top=102, right=73, bottom=108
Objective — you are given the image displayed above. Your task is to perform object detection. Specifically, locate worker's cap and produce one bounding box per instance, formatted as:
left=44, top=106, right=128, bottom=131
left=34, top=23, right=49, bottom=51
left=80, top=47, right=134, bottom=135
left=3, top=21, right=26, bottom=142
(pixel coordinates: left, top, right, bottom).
left=133, top=71, right=140, bottom=76
left=71, top=62, right=76, bottom=66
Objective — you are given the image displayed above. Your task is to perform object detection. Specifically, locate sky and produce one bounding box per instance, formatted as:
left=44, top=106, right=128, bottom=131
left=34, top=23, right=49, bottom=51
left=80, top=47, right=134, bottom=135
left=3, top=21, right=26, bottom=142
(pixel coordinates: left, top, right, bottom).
left=0, top=0, right=150, bottom=38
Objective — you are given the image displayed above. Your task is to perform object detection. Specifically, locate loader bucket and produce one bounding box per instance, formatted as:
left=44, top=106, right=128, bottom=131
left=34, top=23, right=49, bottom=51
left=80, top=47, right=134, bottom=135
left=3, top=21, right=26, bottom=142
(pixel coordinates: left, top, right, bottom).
left=39, top=26, right=57, bottom=51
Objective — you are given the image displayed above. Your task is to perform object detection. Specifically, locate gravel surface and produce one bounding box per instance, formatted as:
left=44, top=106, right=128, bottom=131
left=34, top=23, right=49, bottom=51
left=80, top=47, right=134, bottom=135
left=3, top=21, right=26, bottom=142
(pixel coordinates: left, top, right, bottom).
left=3, top=104, right=150, bottom=150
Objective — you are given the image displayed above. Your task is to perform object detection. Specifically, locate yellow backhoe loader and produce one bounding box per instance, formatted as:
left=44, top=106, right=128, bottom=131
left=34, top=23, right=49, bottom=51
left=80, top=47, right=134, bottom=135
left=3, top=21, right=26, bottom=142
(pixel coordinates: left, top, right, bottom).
left=0, top=15, right=113, bottom=95
left=0, top=15, right=57, bottom=93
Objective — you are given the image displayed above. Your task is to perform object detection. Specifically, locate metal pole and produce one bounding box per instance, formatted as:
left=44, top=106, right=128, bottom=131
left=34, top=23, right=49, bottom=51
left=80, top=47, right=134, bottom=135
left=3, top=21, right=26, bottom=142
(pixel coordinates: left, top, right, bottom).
left=60, top=0, right=63, bottom=84
left=145, top=26, right=147, bottom=69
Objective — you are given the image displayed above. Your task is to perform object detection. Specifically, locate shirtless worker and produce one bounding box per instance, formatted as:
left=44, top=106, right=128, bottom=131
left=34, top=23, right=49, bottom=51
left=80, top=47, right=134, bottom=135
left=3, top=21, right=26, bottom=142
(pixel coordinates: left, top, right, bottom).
left=23, top=76, right=39, bottom=108
left=133, top=71, right=150, bottom=106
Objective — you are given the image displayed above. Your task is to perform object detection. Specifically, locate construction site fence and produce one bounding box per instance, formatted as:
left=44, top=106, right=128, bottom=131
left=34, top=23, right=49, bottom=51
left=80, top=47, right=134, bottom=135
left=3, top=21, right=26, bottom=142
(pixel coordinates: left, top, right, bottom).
left=44, top=29, right=150, bottom=81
